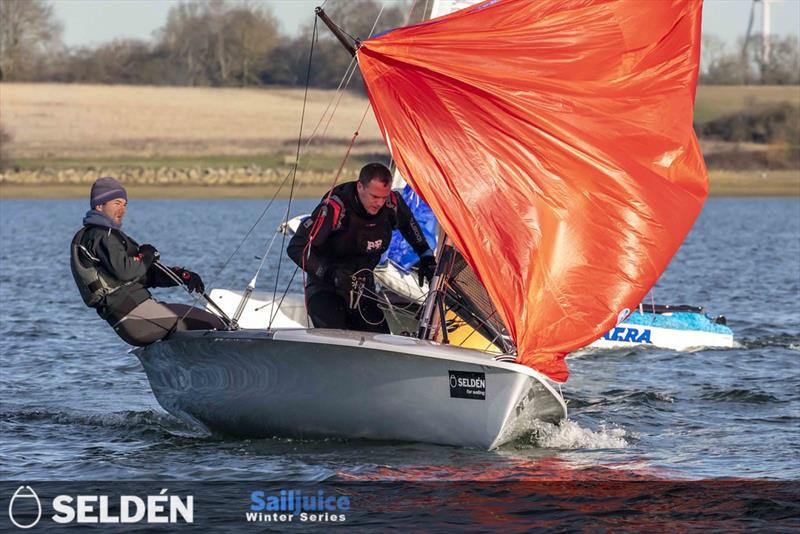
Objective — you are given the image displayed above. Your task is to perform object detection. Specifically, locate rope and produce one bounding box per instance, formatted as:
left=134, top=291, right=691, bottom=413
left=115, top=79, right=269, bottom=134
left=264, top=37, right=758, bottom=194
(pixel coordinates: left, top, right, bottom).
left=405, top=0, right=421, bottom=25
left=236, top=3, right=386, bottom=330
left=299, top=100, right=377, bottom=323
left=265, top=266, right=299, bottom=324
left=354, top=291, right=423, bottom=321
left=348, top=269, right=388, bottom=327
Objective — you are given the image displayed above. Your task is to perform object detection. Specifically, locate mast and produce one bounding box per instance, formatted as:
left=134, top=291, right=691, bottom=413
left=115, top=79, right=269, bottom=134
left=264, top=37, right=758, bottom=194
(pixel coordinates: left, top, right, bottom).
left=417, top=236, right=455, bottom=341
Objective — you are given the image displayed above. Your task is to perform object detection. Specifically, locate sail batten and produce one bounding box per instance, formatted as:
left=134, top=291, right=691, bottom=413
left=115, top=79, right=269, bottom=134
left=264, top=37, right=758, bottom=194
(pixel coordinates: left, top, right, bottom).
left=359, top=0, right=707, bottom=382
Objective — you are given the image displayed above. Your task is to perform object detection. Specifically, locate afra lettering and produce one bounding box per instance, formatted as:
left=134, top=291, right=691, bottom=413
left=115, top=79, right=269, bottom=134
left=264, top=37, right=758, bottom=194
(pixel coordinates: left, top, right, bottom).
left=603, top=326, right=652, bottom=344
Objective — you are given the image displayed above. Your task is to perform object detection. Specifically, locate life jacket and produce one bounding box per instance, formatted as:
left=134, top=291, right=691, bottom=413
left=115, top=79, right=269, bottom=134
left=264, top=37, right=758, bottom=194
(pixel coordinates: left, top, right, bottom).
left=323, top=194, right=346, bottom=230
left=323, top=190, right=399, bottom=232
left=70, top=227, right=134, bottom=308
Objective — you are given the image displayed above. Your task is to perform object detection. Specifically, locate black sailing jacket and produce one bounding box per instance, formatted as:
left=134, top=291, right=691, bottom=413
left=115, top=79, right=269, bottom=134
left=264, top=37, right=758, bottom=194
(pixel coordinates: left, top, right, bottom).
left=287, top=181, right=431, bottom=295
left=78, top=225, right=177, bottom=322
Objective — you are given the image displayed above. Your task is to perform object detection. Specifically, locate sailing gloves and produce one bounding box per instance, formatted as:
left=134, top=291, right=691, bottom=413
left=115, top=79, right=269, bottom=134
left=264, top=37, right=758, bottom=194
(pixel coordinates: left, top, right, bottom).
left=417, top=253, right=437, bottom=287
left=171, top=267, right=205, bottom=294
left=328, top=267, right=368, bottom=290
left=137, top=244, right=159, bottom=265
left=137, top=244, right=203, bottom=294
left=328, top=267, right=370, bottom=309
left=328, top=268, right=352, bottom=290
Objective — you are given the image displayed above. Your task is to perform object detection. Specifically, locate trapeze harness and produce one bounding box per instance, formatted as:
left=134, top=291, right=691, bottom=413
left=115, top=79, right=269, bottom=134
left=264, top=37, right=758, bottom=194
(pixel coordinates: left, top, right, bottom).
left=70, top=226, right=137, bottom=309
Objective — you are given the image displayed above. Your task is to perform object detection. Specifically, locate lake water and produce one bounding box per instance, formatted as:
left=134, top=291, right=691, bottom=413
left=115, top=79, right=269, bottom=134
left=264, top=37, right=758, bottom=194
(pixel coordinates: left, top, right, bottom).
left=1, top=197, right=798, bottom=529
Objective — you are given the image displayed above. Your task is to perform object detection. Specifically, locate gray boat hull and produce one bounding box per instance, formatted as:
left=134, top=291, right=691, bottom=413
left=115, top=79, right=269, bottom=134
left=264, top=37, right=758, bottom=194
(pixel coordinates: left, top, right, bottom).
left=135, top=329, right=566, bottom=449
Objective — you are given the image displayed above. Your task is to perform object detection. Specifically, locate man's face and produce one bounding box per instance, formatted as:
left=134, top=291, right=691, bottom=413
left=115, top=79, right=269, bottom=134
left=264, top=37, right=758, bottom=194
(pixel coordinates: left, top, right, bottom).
left=356, top=178, right=391, bottom=215
left=96, top=198, right=127, bottom=226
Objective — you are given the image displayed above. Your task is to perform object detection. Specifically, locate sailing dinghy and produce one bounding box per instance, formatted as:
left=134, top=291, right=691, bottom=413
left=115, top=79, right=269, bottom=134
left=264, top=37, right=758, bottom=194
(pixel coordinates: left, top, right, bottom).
left=136, top=0, right=708, bottom=448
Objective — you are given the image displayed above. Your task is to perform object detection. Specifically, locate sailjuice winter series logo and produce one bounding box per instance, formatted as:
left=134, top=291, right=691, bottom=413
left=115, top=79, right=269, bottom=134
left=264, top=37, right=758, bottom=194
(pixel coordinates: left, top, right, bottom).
left=248, top=489, right=349, bottom=523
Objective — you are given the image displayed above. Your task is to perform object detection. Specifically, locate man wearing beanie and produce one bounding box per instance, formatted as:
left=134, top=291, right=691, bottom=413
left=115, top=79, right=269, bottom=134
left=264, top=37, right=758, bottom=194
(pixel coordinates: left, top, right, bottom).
left=70, top=177, right=226, bottom=346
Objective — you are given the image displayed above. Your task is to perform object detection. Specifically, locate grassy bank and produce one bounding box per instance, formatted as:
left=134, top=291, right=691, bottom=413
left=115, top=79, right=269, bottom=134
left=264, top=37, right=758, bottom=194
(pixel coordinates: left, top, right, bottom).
left=2, top=84, right=798, bottom=198
left=0, top=183, right=335, bottom=199
left=3, top=83, right=797, bottom=161
left=694, top=85, right=800, bottom=125
left=2, top=170, right=797, bottom=199
left=706, top=170, right=799, bottom=196
left=0, top=83, right=384, bottom=161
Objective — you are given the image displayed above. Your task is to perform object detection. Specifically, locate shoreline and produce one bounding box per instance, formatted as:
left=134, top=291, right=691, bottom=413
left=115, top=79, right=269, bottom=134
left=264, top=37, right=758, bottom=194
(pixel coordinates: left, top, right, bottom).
left=0, top=183, right=336, bottom=199
left=1, top=171, right=797, bottom=198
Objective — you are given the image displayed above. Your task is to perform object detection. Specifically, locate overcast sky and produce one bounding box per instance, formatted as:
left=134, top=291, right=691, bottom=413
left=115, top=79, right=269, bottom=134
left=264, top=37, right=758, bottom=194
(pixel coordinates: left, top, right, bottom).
left=51, top=0, right=800, bottom=49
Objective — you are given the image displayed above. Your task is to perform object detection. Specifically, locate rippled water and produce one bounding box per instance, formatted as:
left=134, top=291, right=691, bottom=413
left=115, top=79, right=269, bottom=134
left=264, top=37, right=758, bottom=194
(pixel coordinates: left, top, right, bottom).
left=1, top=197, right=798, bottom=524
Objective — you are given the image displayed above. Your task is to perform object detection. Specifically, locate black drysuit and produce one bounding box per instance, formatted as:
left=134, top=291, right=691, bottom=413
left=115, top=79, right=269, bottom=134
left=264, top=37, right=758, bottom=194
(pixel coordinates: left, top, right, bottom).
left=286, top=181, right=431, bottom=333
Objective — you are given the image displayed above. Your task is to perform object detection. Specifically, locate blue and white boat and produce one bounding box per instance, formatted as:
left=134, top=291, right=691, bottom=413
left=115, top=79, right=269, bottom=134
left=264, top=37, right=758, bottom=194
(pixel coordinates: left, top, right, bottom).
left=590, top=304, right=734, bottom=350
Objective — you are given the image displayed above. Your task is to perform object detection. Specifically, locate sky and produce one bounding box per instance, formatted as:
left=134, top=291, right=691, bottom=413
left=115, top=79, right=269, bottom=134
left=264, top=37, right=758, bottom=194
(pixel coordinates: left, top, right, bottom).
left=51, top=0, right=800, bottom=49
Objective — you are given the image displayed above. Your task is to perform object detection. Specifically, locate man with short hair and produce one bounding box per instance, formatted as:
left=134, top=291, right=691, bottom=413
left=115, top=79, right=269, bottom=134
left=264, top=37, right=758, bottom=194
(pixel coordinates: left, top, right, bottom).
left=287, top=162, right=436, bottom=333
left=70, top=176, right=225, bottom=346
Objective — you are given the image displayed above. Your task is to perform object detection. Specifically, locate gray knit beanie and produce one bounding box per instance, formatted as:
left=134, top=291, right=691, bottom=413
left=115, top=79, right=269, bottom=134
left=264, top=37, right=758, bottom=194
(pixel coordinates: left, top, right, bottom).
left=90, top=177, right=127, bottom=207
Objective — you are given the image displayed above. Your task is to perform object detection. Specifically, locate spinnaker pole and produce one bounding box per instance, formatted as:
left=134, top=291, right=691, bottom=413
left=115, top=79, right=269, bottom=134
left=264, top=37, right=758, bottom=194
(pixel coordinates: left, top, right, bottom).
left=315, top=7, right=358, bottom=57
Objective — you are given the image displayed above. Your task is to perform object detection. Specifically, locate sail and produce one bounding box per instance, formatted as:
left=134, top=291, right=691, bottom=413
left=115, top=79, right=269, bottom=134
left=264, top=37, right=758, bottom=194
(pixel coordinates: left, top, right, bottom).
left=358, top=0, right=707, bottom=382
left=385, top=184, right=438, bottom=271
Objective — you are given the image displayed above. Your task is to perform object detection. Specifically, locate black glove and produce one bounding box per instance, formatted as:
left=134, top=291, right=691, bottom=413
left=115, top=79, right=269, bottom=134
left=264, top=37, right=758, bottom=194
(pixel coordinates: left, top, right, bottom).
left=137, top=244, right=159, bottom=265
left=327, top=267, right=356, bottom=291
left=172, top=267, right=205, bottom=294
left=328, top=267, right=371, bottom=309
left=417, top=254, right=436, bottom=286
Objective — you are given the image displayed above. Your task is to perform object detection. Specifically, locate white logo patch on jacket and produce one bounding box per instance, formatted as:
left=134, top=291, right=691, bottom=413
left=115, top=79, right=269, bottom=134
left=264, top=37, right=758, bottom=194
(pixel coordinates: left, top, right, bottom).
left=366, top=239, right=383, bottom=251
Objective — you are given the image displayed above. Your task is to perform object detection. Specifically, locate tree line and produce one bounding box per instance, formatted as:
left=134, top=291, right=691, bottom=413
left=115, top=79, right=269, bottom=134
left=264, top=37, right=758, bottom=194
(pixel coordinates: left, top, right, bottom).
left=701, top=34, right=800, bottom=85
left=1, top=0, right=798, bottom=87
left=0, top=0, right=417, bottom=89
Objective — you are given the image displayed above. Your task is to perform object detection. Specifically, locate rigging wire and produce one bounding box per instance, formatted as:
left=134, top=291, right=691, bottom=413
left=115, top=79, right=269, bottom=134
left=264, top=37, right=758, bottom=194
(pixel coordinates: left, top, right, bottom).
left=258, top=265, right=299, bottom=314
left=166, top=3, right=388, bottom=332
left=271, top=0, right=385, bottom=327
left=183, top=2, right=388, bottom=330
left=173, top=49, right=362, bottom=328
left=293, top=0, right=390, bottom=323
left=320, top=3, right=385, bottom=139
left=268, top=15, right=319, bottom=330
left=174, top=169, right=294, bottom=328
left=308, top=57, right=358, bottom=148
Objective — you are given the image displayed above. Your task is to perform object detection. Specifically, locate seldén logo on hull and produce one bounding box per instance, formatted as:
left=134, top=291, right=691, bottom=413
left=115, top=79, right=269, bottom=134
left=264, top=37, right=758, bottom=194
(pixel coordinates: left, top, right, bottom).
left=449, top=370, right=486, bottom=400
left=7, top=486, right=193, bottom=528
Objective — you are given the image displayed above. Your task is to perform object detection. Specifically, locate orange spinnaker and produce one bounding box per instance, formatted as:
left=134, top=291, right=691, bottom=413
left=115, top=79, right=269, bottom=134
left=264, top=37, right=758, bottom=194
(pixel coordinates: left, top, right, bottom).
left=359, top=0, right=707, bottom=382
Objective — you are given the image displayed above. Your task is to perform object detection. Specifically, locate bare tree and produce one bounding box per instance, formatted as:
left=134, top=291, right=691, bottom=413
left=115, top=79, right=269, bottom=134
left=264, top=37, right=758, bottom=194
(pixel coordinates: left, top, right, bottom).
left=701, top=35, right=728, bottom=78
left=158, top=1, right=280, bottom=87
left=158, top=2, right=211, bottom=85
left=751, top=35, right=800, bottom=85
left=0, top=0, right=62, bottom=80
left=227, top=6, right=279, bottom=85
